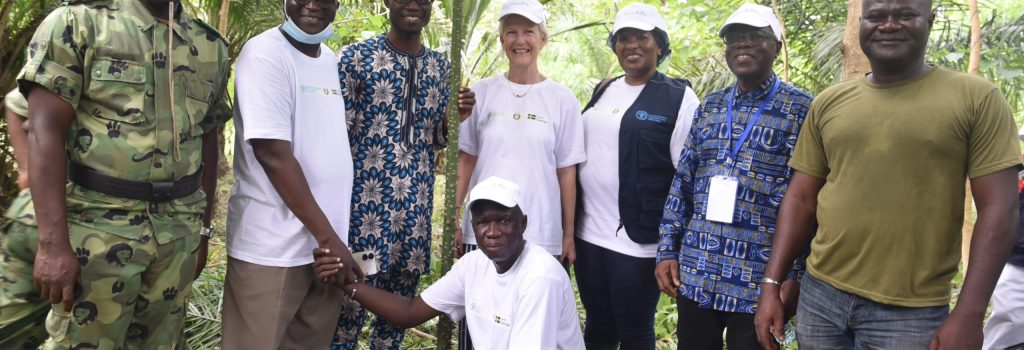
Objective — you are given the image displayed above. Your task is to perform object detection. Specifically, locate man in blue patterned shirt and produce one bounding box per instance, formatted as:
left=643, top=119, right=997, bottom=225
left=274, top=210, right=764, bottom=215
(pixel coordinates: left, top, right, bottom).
left=332, top=0, right=473, bottom=349
left=653, top=4, right=812, bottom=349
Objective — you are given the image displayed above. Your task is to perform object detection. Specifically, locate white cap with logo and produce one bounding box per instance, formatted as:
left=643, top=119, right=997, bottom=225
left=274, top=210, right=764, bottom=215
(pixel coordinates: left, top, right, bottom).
left=719, top=3, right=783, bottom=41
left=468, top=176, right=524, bottom=211
left=500, top=0, right=547, bottom=25
left=611, top=3, right=668, bottom=37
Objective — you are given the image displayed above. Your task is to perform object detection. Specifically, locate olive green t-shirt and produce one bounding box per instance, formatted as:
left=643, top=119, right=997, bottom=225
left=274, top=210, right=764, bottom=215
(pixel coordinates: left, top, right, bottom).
left=790, top=67, right=1021, bottom=307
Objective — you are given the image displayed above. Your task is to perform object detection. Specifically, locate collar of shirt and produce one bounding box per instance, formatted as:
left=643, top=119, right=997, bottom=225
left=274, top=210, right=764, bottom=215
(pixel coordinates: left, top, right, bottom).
left=730, top=72, right=778, bottom=102
left=380, top=34, right=427, bottom=58
left=124, top=0, right=194, bottom=45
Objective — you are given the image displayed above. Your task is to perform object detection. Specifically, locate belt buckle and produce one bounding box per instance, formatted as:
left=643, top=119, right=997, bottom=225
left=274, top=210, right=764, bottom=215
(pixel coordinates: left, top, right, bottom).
left=150, top=181, right=175, bottom=202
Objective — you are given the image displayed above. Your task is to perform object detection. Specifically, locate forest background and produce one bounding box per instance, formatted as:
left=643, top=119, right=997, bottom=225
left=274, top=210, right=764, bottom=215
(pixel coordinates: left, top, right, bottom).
left=0, top=0, right=1022, bottom=348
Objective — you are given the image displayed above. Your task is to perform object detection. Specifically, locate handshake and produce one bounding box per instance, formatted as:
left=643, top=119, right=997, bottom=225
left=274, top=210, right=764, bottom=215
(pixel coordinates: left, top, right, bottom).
left=312, top=247, right=376, bottom=288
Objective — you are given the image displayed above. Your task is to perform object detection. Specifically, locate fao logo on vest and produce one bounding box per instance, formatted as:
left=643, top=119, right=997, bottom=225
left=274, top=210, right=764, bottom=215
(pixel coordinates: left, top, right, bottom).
left=635, top=110, right=667, bottom=123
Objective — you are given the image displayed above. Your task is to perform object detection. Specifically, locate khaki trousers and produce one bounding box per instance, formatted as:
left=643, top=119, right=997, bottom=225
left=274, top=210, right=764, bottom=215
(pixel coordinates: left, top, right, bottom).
left=222, top=257, right=343, bottom=350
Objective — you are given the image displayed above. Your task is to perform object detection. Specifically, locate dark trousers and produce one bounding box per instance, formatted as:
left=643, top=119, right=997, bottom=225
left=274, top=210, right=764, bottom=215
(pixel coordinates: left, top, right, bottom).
left=676, top=297, right=758, bottom=350
left=574, top=237, right=659, bottom=350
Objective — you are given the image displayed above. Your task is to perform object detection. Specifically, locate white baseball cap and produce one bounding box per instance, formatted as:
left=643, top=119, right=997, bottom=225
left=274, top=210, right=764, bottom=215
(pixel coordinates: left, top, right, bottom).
left=500, top=0, right=546, bottom=25
left=611, top=3, right=668, bottom=37
left=719, top=3, right=783, bottom=41
left=468, top=176, right=524, bottom=211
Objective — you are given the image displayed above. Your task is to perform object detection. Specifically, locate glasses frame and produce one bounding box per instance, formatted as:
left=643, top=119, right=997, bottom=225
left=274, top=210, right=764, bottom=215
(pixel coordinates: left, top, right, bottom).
left=292, top=0, right=339, bottom=6
left=393, top=0, right=435, bottom=5
left=722, top=28, right=776, bottom=45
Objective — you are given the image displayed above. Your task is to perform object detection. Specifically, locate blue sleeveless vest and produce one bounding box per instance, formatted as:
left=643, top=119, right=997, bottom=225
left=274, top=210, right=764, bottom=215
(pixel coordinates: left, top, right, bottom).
left=582, top=72, right=690, bottom=244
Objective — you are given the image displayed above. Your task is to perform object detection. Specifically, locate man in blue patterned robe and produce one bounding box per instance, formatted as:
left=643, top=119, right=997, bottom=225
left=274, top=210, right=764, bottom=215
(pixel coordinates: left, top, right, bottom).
left=332, top=0, right=473, bottom=348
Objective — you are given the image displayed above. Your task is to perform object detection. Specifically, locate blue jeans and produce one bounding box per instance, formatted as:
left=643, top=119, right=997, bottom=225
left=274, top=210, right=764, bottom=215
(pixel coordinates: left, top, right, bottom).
left=796, top=273, right=949, bottom=350
left=574, top=237, right=659, bottom=350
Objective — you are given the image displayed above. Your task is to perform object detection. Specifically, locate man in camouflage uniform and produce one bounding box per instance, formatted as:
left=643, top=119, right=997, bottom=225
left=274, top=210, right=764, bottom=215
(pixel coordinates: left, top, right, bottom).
left=10, top=0, right=231, bottom=348
left=0, top=89, right=49, bottom=349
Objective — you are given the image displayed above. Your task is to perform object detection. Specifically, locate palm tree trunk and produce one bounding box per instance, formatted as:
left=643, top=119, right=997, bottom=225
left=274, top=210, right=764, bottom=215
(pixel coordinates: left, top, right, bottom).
left=842, top=0, right=869, bottom=80
left=436, top=0, right=466, bottom=348
left=216, top=0, right=232, bottom=179
left=962, top=0, right=982, bottom=276
left=218, top=0, right=231, bottom=35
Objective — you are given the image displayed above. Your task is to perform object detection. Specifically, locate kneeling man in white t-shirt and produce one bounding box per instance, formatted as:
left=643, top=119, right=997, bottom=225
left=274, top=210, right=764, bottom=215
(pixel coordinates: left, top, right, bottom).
left=315, top=176, right=584, bottom=349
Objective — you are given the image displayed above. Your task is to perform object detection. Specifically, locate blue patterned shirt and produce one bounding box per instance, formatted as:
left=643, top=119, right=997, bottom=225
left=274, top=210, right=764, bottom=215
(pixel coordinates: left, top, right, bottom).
left=338, top=34, right=451, bottom=275
left=656, top=74, right=812, bottom=313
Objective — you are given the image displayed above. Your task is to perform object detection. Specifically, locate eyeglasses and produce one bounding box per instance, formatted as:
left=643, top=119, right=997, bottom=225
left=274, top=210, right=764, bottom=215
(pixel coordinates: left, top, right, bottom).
left=293, top=0, right=338, bottom=6
left=722, top=29, right=775, bottom=45
left=393, top=0, right=434, bottom=5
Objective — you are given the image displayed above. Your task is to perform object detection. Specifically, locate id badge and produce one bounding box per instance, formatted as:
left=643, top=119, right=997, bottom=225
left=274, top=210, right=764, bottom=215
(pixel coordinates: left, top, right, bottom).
left=706, top=175, right=738, bottom=223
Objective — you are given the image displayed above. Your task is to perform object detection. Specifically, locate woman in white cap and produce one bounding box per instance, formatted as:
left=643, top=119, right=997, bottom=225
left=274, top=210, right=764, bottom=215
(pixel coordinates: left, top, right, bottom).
left=453, top=1, right=586, bottom=347
left=455, top=0, right=584, bottom=264
left=573, top=3, right=700, bottom=349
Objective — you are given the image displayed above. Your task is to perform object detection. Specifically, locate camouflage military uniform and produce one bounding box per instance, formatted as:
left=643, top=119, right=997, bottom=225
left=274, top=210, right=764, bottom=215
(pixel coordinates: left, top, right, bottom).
left=0, top=189, right=47, bottom=350
left=10, top=0, right=231, bottom=348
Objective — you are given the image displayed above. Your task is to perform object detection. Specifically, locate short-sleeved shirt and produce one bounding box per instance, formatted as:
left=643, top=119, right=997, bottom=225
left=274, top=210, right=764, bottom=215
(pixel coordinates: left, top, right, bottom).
left=17, top=0, right=231, bottom=244
left=338, top=34, right=451, bottom=275
left=227, top=29, right=353, bottom=267
left=4, top=89, right=28, bottom=117
left=656, top=74, right=812, bottom=313
left=458, top=75, right=586, bottom=255
left=421, top=243, right=585, bottom=349
left=790, top=67, right=1022, bottom=307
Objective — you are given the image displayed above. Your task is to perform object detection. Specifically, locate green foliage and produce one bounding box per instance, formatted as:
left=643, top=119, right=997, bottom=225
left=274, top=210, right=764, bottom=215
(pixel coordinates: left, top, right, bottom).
left=184, top=264, right=226, bottom=350
left=929, top=0, right=1024, bottom=118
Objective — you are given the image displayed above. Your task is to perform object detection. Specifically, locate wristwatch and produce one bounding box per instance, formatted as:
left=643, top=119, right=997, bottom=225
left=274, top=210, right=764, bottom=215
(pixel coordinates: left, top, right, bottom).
left=199, top=226, right=215, bottom=239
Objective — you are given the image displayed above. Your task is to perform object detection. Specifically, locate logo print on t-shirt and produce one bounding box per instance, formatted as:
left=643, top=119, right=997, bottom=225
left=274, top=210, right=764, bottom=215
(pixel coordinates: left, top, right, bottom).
left=300, top=84, right=341, bottom=96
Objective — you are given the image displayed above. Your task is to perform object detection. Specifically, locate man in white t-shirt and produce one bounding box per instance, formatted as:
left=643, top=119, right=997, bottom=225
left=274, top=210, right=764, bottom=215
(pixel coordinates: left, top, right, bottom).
left=221, top=0, right=361, bottom=348
left=315, top=176, right=585, bottom=349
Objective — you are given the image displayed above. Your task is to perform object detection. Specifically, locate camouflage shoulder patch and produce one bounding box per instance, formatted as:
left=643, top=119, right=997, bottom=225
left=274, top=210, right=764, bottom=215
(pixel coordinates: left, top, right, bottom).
left=191, top=19, right=228, bottom=46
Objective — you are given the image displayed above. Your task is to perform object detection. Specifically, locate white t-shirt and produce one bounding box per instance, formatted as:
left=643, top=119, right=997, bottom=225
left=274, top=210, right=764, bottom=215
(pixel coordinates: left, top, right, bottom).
left=459, top=75, right=586, bottom=255
left=421, top=243, right=585, bottom=350
left=227, top=29, right=354, bottom=267
left=577, top=78, right=700, bottom=258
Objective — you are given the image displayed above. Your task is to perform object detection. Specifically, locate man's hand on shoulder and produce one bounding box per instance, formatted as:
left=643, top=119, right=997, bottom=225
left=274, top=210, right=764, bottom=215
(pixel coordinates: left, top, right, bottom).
left=457, top=87, right=475, bottom=121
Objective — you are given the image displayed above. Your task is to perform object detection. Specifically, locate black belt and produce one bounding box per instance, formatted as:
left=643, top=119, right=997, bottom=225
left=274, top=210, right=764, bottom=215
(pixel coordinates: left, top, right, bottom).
left=68, top=163, right=202, bottom=202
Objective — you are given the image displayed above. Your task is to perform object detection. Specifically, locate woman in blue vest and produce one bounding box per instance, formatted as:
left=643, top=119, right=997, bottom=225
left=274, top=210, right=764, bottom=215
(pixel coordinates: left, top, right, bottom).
left=574, top=3, right=700, bottom=349
left=453, top=1, right=587, bottom=347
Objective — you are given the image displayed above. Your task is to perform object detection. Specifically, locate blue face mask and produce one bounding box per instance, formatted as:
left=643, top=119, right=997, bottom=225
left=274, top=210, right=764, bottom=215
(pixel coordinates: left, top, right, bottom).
left=281, top=1, right=335, bottom=44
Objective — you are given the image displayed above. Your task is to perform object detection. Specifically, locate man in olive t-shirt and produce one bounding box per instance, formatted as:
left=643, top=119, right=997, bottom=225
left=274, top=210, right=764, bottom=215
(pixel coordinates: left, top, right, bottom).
left=753, top=0, right=1021, bottom=349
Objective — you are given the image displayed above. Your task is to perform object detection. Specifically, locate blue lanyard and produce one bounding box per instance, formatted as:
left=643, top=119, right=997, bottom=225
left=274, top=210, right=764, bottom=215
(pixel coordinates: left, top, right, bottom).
left=725, top=78, right=781, bottom=163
